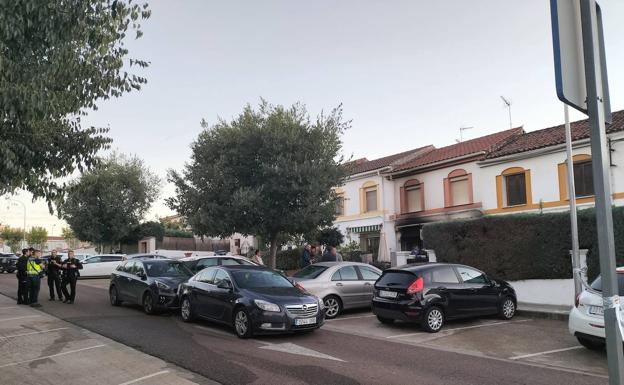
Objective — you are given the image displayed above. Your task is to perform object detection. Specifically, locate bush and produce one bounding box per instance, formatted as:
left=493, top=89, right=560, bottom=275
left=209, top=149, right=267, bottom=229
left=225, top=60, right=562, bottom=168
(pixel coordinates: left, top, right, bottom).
left=422, top=206, right=624, bottom=281
left=276, top=248, right=302, bottom=270
left=164, top=228, right=194, bottom=238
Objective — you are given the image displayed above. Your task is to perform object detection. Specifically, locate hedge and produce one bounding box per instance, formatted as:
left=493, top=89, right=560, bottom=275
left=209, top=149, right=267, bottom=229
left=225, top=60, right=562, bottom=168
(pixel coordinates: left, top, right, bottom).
left=276, top=248, right=303, bottom=270
left=422, top=206, right=624, bottom=281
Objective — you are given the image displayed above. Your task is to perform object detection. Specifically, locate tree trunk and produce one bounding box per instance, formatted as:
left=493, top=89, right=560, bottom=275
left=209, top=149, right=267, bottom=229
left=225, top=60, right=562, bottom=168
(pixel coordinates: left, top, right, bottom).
left=269, top=235, right=278, bottom=269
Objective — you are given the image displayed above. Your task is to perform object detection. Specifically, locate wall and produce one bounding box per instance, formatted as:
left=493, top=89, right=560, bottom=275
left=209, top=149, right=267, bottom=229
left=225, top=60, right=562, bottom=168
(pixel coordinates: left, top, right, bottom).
left=509, top=279, right=575, bottom=307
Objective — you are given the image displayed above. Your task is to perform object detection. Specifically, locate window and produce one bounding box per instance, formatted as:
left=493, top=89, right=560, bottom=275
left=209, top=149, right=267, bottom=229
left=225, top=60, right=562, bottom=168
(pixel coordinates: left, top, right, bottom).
left=101, top=256, right=123, bottom=262
left=197, top=258, right=218, bottom=270
left=332, top=266, right=359, bottom=281
left=505, top=173, right=527, bottom=206
left=335, top=195, right=345, bottom=216
left=359, top=266, right=381, bottom=281
left=220, top=258, right=243, bottom=266
left=197, top=269, right=216, bottom=284
left=365, top=188, right=377, bottom=212
left=134, top=262, right=145, bottom=276
left=406, top=184, right=423, bottom=212
left=573, top=160, right=594, bottom=197
left=431, top=267, right=460, bottom=284
left=449, top=176, right=470, bottom=206
left=213, top=269, right=229, bottom=286
left=359, top=234, right=380, bottom=258
left=86, top=256, right=102, bottom=264
left=456, top=267, right=487, bottom=284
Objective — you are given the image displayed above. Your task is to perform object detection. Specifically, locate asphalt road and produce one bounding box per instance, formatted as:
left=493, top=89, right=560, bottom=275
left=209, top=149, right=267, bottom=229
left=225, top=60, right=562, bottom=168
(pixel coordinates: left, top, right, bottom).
left=0, top=275, right=607, bottom=385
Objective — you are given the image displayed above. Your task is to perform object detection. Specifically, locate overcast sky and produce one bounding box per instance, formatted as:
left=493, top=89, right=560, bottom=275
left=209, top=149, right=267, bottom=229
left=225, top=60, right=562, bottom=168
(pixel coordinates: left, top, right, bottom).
left=2, top=0, right=624, bottom=234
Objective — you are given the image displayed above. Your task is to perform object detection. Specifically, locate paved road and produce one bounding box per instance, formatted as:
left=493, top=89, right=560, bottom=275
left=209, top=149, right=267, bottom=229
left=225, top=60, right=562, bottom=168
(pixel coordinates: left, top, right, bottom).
left=0, top=275, right=607, bottom=385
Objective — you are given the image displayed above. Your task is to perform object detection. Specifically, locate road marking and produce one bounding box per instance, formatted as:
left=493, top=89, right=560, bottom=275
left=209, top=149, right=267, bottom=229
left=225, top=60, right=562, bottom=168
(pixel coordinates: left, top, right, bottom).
left=0, top=327, right=69, bottom=339
left=325, top=314, right=376, bottom=322
left=0, top=344, right=106, bottom=368
left=118, top=370, right=170, bottom=385
left=386, top=319, right=531, bottom=339
left=0, top=315, right=41, bottom=323
left=259, top=342, right=345, bottom=362
left=0, top=306, right=17, bottom=310
left=509, top=346, right=584, bottom=360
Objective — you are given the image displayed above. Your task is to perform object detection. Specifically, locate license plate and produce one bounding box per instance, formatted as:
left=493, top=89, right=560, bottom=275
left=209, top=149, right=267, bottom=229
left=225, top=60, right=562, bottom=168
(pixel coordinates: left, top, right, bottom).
left=379, top=290, right=398, bottom=299
left=589, top=306, right=604, bottom=316
left=295, top=317, right=316, bottom=326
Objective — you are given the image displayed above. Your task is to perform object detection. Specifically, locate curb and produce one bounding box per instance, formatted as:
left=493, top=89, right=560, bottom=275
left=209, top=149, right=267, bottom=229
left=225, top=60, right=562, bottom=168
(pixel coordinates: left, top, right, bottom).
left=517, top=309, right=569, bottom=321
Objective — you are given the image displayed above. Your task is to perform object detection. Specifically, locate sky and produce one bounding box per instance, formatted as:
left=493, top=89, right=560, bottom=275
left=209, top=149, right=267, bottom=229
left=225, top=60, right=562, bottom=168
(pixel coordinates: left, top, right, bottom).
left=1, top=0, right=624, bottom=235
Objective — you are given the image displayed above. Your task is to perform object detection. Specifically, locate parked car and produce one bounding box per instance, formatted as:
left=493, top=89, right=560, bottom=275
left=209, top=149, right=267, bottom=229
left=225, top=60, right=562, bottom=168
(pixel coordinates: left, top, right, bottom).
left=568, top=267, right=624, bottom=350
left=80, top=254, right=127, bottom=278
left=179, top=265, right=325, bottom=338
left=109, top=259, right=193, bottom=314
left=180, top=255, right=256, bottom=274
left=291, top=262, right=382, bottom=319
left=371, top=263, right=517, bottom=332
left=0, top=253, right=18, bottom=274
left=127, top=253, right=170, bottom=260
left=73, top=253, right=91, bottom=262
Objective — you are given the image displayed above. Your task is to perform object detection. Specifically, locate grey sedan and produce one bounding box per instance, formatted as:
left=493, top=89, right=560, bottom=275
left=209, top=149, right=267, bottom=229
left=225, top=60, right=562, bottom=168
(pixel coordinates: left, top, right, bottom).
left=291, top=262, right=382, bottom=319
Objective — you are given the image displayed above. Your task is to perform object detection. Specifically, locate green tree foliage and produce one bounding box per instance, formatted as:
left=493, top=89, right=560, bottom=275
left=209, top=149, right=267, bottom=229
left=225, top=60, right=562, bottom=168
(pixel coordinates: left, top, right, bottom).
left=314, top=226, right=344, bottom=247
left=1, top=226, right=24, bottom=252
left=168, top=101, right=349, bottom=268
left=120, top=221, right=165, bottom=243
left=61, top=227, right=80, bottom=249
left=58, top=154, right=160, bottom=248
left=0, top=0, right=151, bottom=208
left=26, top=226, right=48, bottom=249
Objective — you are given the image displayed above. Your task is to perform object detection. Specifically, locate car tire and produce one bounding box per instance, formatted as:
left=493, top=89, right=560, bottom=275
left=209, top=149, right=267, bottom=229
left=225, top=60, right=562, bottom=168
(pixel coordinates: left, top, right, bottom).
left=180, top=296, right=195, bottom=323
left=233, top=307, right=253, bottom=339
left=421, top=306, right=445, bottom=333
left=323, top=295, right=342, bottom=319
left=498, top=296, right=516, bottom=320
left=142, top=292, right=156, bottom=315
left=377, top=316, right=394, bottom=325
left=576, top=335, right=605, bottom=351
left=109, top=286, right=122, bottom=306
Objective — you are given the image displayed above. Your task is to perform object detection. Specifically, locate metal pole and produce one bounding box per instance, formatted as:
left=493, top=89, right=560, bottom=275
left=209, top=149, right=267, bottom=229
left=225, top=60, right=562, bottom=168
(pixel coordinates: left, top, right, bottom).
left=580, top=1, right=624, bottom=383
left=564, top=104, right=582, bottom=298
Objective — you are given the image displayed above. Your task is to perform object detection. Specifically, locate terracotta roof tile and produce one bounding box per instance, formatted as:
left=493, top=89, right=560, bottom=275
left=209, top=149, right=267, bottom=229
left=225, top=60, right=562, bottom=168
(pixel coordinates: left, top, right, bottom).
left=345, top=145, right=434, bottom=175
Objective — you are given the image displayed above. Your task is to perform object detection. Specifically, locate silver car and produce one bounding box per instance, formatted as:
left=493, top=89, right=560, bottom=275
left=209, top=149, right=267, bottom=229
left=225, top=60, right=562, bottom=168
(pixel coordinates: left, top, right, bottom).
left=291, top=262, right=382, bottom=319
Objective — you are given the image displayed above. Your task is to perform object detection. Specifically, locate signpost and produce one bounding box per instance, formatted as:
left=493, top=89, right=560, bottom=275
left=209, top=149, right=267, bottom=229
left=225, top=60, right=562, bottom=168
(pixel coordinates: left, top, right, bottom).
left=550, top=1, right=623, bottom=383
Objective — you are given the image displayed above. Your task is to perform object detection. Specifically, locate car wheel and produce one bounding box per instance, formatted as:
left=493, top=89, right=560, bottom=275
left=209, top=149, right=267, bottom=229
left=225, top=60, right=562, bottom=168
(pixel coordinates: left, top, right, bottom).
left=142, top=292, right=156, bottom=315
left=499, top=297, right=516, bottom=320
left=576, top=335, right=605, bottom=351
left=323, top=295, right=342, bottom=319
left=233, top=307, right=253, bottom=339
left=421, top=306, right=444, bottom=333
left=180, top=296, right=195, bottom=322
left=109, top=286, right=122, bottom=306
left=377, top=316, right=394, bottom=325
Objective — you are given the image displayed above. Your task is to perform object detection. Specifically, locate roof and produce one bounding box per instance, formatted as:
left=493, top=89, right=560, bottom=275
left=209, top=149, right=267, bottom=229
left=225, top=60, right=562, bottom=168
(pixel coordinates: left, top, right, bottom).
left=392, top=127, right=523, bottom=173
left=486, top=110, right=624, bottom=159
left=345, top=145, right=435, bottom=176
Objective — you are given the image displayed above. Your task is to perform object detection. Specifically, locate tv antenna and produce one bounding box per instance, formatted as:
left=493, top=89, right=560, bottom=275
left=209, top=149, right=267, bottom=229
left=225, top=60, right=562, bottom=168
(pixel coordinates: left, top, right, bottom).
left=500, top=96, right=513, bottom=129
left=456, top=126, right=473, bottom=143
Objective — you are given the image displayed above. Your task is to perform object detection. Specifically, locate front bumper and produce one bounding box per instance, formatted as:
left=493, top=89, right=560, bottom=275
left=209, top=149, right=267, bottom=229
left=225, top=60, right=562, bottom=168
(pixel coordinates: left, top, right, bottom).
left=372, top=297, right=425, bottom=322
left=154, top=291, right=180, bottom=309
left=249, top=307, right=325, bottom=334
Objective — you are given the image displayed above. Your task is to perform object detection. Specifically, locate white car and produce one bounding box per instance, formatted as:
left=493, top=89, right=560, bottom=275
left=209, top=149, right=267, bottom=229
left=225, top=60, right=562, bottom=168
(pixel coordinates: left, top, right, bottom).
left=80, top=254, right=127, bottom=278
left=569, top=267, right=624, bottom=350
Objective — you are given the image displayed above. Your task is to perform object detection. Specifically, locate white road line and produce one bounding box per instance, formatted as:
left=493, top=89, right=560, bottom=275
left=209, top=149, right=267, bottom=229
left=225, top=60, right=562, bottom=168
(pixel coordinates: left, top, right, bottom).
left=0, top=306, right=18, bottom=310
left=0, top=344, right=106, bottom=368
left=325, top=314, right=376, bottom=322
left=509, top=346, right=584, bottom=360
left=0, top=327, right=69, bottom=339
left=118, top=370, right=170, bottom=385
left=386, top=319, right=532, bottom=339
left=0, top=315, right=41, bottom=323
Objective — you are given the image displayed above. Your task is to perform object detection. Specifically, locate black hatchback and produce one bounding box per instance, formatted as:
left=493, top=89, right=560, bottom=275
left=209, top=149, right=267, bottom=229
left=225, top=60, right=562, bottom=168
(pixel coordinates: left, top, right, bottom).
left=0, top=253, right=18, bottom=274
left=372, top=263, right=517, bottom=332
left=179, top=265, right=325, bottom=338
left=109, top=259, right=193, bottom=314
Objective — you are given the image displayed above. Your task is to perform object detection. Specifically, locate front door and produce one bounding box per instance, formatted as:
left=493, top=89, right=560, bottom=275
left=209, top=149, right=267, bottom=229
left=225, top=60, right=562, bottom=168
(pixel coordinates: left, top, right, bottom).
left=331, top=266, right=364, bottom=309
left=455, top=266, right=498, bottom=315
left=127, top=261, right=149, bottom=304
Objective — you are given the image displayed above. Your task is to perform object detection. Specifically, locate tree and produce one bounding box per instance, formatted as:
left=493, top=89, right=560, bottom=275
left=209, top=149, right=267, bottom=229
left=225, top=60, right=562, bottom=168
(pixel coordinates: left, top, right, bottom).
left=58, top=154, right=160, bottom=251
left=168, top=101, right=349, bottom=268
left=120, top=221, right=165, bottom=243
left=0, top=1, right=151, bottom=209
left=26, top=226, right=48, bottom=249
left=1, top=226, right=24, bottom=253
left=62, top=227, right=80, bottom=250
left=315, top=227, right=344, bottom=248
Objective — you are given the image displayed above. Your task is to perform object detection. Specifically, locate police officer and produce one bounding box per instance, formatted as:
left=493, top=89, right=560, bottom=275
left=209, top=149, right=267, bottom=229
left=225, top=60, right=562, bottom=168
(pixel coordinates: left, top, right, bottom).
left=26, top=249, right=43, bottom=307
left=61, top=250, right=82, bottom=304
left=16, top=248, right=31, bottom=305
left=47, top=249, right=63, bottom=302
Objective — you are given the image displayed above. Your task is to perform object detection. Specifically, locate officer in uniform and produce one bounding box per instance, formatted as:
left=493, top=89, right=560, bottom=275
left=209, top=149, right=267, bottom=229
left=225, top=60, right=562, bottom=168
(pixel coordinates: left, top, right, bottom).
left=61, top=250, right=82, bottom=304
left=16, top=248, right=31, bottom=305
left=47, top=249, right=63, bottom=301
left=26, top=249, right=43, bottom=307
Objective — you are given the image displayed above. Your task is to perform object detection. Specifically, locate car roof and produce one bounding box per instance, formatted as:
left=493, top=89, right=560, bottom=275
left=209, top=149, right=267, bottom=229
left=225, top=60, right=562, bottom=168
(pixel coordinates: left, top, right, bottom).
left=180, top=255, right=243, bottom=262
left=312, top=261, right=372, bottom=267
left=215, top=265, right=271, bottom=272
left=389, top=262, right=457, bottom=272
left=133, top=258, right=180, bottom=264
left=94, top=254, right=126, bottom=257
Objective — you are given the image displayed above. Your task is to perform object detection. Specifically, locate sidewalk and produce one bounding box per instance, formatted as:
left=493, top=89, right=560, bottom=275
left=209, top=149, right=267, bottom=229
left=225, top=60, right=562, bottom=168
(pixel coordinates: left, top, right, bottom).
left=0, top=294, right=217, bottom=385
left=517, top=302, right=571, bottom=321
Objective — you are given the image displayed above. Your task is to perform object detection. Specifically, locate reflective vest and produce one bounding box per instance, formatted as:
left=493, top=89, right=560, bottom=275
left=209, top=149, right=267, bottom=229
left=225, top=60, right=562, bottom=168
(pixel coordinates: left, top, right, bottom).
left=26, top=259, right=42, bottom=276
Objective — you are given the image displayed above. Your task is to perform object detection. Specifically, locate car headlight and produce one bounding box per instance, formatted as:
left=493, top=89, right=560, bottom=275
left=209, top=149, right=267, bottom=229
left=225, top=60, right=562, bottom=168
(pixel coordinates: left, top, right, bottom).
left=155, top=281, right=171, bottom=291
left=254, top=299, right=280, bottom=312
left=318, top=297, right=325, bottom=310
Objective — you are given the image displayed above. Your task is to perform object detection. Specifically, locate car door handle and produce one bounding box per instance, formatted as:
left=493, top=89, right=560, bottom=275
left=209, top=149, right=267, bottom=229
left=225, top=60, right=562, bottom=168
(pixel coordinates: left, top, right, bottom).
left=364, top=282, right=372, bottom=286
left=336, top=283, right=343, bottom=287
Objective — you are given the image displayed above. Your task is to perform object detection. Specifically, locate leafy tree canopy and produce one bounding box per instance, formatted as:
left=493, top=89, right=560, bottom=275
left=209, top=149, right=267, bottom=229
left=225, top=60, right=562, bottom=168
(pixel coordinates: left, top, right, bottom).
left=168, top=101, right=349, bottom=268
left=1, top=226, right=24, bottom=253
left=120, top=220, right=165, bottom=243
left=313, top=226, right=345, bottom=247
left=0, top=0, right=150, bottom=209
left=26, top=226, right=48, bottom=249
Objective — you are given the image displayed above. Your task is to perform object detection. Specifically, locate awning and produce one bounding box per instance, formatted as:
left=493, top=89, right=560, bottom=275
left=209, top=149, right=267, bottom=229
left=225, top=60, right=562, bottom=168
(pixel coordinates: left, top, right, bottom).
left=347, top=224, right=381, bottom=233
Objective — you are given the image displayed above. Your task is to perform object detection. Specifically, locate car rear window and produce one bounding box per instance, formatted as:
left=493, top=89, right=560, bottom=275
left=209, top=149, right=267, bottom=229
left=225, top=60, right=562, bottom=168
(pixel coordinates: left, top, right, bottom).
left=293, top=265, right=328, bottom=279
left=376, top=270, right=418, bottom=288
left=589, top=273, right=624, bottom=295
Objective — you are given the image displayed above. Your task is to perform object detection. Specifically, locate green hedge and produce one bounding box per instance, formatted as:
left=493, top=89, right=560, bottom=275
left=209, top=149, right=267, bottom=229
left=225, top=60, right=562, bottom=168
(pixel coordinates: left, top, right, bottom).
left=276, top=248, right=302, bottom=270
left=422, top=206, right=624, bottom=281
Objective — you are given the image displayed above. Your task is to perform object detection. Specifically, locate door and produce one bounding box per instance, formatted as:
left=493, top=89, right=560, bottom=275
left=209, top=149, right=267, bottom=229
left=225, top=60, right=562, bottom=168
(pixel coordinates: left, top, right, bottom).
left=81, top=256, right=103, bottom=276
left=207, top=269, right=233, bottom=320
left=191, top=268, right=216, bottom=317
left=114, top=261, right=133, bottom=300
left=455, top=266, right=498, bottom=315
left=427, top=266, right=463, bottom=318
left=331, top=266, right=363, bottom=309
left=101, top=255, right=125, bottom=276
left=127, top=261, right=149, bottom=304
left=356, top=265, right=381, bottom=304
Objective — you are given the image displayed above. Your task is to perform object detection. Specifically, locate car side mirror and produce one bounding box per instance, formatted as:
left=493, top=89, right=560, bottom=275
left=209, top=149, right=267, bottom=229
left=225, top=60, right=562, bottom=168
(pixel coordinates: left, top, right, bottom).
left=217, top=280, right=232, bottom=290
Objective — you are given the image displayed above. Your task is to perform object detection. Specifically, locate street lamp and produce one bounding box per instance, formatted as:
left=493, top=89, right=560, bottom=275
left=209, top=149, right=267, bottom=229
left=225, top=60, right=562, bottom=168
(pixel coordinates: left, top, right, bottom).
left=5, top=197, right=27, bottom=249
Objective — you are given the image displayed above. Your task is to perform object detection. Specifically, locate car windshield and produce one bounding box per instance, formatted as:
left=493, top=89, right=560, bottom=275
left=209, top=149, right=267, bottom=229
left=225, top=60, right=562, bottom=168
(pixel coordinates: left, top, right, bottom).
left=589, top=273, right=624, bottom=296
left=232, top=270, right=294, bottom=289
left=293, top=265, right=328, bottom=279
left=145, top=261, right=193, bottom=278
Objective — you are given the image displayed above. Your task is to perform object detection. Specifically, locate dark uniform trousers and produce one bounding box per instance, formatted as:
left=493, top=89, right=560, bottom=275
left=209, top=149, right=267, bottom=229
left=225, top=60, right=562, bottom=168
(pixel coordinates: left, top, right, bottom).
left=17, top=274, right=30, bottom=304
left=61, top=274, right=78, bottom=301
left=48, top=273, right=63, bottom=300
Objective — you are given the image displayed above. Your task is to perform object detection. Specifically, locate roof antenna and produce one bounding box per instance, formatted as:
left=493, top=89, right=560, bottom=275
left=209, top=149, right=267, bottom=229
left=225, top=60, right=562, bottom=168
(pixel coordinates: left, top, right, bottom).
left=500, top=96, right=512, bottom=129
left=456, top=126, right=473, bottom=143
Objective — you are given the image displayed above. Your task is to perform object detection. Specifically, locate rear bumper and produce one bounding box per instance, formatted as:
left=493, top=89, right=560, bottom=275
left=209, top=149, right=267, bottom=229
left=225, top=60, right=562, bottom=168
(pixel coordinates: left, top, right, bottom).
left=569, top=306, right=607, bottom=339
left=372, top=297, right=424, bottom=322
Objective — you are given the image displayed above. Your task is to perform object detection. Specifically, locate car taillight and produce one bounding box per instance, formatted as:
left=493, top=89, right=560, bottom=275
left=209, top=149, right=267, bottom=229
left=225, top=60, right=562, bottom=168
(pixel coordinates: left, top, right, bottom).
left=407, top=277, right=424, bottom=296
left=575, top=294, right=580, bottom=308
left=295, top=283, right=306, bottom=293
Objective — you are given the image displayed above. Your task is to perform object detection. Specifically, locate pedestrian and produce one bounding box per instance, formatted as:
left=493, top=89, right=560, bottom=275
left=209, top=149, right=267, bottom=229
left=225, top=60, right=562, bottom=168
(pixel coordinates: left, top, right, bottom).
left=26, top=249, right=44, bottom=307
left=310, top=245, right=318, bottom=264
left=16, top=248, right=31, bottom=305
left=61, top=250, right=83, bottom=304
left=47, top=249, right=64, bottom=302
left=321, top=246, right=340, bottom=262
left=300, top=244, right=312, bottom=268
left=251, top=249, right=264, bottom=265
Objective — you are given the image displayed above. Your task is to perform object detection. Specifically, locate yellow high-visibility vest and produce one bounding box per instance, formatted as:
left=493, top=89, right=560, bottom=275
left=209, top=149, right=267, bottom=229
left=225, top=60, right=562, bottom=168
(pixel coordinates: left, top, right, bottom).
left=26, top=260, right=42, bottom=276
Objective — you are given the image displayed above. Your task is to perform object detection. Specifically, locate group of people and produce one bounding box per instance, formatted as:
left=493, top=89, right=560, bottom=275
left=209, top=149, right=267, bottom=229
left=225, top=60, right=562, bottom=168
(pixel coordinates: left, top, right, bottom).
left=16, top=248, right=83, bottom=307
left=300, top=244, right=342, bottom=268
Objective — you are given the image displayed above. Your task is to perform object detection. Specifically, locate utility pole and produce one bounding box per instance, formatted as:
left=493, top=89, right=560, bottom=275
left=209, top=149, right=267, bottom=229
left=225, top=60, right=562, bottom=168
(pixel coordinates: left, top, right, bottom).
left=564, top=104, right=582, bottom=298
left=500, top=96, right=512, bottom=129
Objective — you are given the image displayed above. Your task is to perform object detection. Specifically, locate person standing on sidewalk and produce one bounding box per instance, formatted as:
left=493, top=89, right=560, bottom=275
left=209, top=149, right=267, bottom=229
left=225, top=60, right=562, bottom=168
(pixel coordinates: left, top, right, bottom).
left=300, top=244, right=312, bottom=268
left=61, top=250, right=82, bottom=304
left=16, top=248, right=31, bottom=305
left=251, top=249, right=264, bottom=265
left=46, top=250, right=63, bottom=302
left=26, top=249, right=43, bottom=307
